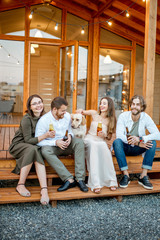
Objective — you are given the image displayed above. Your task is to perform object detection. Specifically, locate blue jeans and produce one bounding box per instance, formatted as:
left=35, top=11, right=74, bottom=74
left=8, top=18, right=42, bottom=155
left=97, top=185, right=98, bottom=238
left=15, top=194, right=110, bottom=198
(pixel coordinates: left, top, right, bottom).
left=113, top=138, right=156, bottom=171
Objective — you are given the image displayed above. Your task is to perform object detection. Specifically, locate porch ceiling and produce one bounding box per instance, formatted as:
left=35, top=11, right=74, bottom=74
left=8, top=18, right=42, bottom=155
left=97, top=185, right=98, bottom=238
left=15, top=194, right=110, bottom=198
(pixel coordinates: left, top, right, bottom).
left=1, top=0, right=160, bottom=53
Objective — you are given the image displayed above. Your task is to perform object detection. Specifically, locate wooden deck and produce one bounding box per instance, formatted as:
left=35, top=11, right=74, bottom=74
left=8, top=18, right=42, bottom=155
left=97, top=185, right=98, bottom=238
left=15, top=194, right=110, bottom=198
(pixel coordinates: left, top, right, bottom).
left=0, top=114, right=22, bottom=125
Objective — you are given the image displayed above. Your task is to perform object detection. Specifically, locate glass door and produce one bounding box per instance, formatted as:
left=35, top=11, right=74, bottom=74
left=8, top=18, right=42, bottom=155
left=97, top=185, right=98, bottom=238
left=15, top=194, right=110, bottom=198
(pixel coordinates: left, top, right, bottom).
left=30, top=43, right=60, bottom=112
left=59, top=42, right=78, bottom=113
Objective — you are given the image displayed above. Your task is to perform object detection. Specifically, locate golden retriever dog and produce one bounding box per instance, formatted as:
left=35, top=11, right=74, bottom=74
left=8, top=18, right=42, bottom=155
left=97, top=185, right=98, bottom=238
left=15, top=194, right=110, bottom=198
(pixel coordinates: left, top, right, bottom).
left=71, top=113, right=86, bottom=139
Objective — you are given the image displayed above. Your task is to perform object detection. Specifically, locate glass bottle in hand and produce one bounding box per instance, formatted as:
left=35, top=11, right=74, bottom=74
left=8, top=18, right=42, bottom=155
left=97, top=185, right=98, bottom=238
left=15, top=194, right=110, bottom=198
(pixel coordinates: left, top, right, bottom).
left=63, top=130, right=68, bottom=141
left=49, top=123, right=54, bottom=131
left=126, top=127, right=131, bottom=140
left=97, top=122, right=102, bottom=136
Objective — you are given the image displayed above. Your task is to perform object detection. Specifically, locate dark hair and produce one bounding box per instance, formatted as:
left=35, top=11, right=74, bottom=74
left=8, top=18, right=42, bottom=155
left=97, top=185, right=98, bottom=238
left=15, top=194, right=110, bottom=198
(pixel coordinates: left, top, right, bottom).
left=51, top=96, right=68, bottom=110
left=26, top=94, right=44, bottom=117
left=99, top=97, right=116, bottom=140
left=129, top=95, right=146, bottom=112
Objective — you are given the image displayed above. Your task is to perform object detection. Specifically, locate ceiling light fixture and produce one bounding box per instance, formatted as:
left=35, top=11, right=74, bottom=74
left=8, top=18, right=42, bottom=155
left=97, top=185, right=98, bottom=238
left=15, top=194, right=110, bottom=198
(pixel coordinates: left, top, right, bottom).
left=104, top=51, right=112, bottom=64
left=31, top=44, right=39, bottom=48
left=34, top=30, right=43, bottom=38
left=31, top=46, right=35, bottom=54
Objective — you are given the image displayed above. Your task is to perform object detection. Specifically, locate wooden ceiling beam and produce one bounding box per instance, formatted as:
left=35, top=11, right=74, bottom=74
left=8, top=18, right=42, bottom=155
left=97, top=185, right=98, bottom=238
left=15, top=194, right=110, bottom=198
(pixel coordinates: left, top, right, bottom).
left=98, top=0, right=109, bottom=4
left=71, top=0, right=98, bottom=12
left=0, top=0, right=44, bottom=11
left=103, top=9, right=160, bottom=41
left=112, top=0, right=160, bottom=30
left=112, top=1, right=145, bottom=22
left=52, top=0, right=92, bottom=20
left=104, top=9, right=145, bottom=32
left=130, top=0, right=160, bottom=16
left=92, top=0, right=113, bottom=18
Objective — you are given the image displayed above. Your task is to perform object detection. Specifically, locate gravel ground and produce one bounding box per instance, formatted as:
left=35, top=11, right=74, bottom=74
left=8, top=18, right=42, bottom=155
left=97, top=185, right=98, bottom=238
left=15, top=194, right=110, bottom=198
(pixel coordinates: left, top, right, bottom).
left=1, top=193, right=160, bottom=240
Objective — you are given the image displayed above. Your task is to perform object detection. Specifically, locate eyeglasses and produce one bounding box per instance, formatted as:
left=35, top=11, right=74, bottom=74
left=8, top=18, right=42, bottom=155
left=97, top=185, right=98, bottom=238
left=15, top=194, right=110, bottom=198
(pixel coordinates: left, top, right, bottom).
left=31, top=100, right=43, bottom=106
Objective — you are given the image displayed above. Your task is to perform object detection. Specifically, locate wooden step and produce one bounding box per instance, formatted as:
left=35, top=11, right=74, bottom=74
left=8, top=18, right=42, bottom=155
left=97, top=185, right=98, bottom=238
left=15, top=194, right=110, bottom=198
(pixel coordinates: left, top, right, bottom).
left=1, top=162, right=160, bottom=181
left=52, top=179, right=160, bottom=201
left=1, top=179, right=160, bottom=205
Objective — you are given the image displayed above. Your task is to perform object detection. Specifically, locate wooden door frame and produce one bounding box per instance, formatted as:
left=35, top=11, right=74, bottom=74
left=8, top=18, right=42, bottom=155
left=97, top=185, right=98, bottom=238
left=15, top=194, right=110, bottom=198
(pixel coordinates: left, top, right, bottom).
left=58, top=41, right=79, bottom=113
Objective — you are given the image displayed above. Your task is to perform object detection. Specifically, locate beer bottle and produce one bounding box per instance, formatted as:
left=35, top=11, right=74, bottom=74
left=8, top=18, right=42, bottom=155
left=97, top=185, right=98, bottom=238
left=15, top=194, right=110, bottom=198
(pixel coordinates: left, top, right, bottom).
left=97, top=122, right=102, bottom=136
left=63, top=130, right=68, bottom=141
left=49, top=123, right=54, bottom=131
left=126, top=127, right=131, bottom=140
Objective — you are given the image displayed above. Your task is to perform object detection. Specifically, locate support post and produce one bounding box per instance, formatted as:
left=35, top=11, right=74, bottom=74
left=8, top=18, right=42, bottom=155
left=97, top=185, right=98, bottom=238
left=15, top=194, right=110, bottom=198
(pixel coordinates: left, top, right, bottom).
left=143, top=0, right=157, bottom=117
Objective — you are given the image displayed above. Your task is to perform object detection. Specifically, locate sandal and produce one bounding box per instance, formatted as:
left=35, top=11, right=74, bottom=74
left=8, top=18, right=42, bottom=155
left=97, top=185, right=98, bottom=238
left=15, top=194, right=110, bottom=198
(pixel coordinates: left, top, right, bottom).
left=40, top=187, right=49, bottom=205
left=93, top=188, right=101, bottom=194
left=110, top=186, right=117, bottom=191
left=16, top=183, right=31, bottom=197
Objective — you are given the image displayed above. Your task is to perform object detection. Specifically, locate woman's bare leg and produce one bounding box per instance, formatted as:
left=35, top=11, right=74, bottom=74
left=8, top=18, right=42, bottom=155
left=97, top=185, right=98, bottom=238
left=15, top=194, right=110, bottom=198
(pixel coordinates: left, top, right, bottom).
left=34, top=162, right=49, bottom=205
left=16, top=163, right=33, bottom=197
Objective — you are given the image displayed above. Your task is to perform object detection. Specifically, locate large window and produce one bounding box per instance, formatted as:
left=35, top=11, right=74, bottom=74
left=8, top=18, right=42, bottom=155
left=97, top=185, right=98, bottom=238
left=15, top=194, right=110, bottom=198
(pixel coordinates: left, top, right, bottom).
left=66, top=13, right=88, bottom=41
left=99, top=48, right=131, bottom=117
left=100, top=28, right=131, bottom=46
left=0, top=8, right=25, bottom=36
left=30, top=5, right=62, bottom=39
left=0, top=40, right=24, bottom=124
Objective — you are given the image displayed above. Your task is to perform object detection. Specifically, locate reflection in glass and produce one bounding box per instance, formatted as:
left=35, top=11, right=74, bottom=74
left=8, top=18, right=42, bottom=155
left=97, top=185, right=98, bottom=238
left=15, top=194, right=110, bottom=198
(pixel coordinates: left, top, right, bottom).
left=30, top=44, right=59, bottom=112
left=0, top=40, right=24, bottom=124
left=100, top=28, right=131, bottom=46
left=77, top=46, right=88, bottom=109
left=67, top=13, right=88, bottom=41
left=59, top=46, right=75, bottom=113
left=99, top=48, right=131, bottom=118
left=0, top=8, right=25, bottom=36
left=30, top=4, right=62, bottom=39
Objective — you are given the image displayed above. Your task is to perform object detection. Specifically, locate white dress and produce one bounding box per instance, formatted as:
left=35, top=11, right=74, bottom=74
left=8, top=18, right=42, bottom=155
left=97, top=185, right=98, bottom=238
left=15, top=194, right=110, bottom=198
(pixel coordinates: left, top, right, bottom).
left=84, top=117, right=118, bottom=191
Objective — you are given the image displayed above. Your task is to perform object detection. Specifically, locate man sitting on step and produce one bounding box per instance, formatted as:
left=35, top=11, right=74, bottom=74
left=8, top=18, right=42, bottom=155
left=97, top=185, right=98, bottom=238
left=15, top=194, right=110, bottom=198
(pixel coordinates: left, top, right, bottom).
left=35, top=96, right=88, bottom=193
left=113, top=95, right=160, bottom=190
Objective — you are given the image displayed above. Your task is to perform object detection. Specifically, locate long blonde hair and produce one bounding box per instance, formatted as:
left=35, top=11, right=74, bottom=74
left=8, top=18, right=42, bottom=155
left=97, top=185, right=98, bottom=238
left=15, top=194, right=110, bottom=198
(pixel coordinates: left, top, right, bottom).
left=99, top=97, right=116, bottom=140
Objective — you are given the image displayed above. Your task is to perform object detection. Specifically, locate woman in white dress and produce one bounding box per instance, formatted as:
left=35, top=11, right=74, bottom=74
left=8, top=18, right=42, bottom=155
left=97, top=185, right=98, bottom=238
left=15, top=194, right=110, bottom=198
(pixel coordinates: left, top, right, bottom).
left=77, top=97, right=118, bottom=193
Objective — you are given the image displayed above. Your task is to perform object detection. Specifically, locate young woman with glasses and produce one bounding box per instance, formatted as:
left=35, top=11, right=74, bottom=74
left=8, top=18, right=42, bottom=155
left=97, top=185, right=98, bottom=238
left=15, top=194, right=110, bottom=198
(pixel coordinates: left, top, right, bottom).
left=9, top=94, right=55, bottom=205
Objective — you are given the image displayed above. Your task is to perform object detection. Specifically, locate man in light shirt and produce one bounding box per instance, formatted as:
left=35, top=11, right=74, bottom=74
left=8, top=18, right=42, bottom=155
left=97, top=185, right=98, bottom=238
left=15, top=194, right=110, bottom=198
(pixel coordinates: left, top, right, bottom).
left=35, top=96, right=88, bottom=192
left=113, top=95, right=160, bottom=190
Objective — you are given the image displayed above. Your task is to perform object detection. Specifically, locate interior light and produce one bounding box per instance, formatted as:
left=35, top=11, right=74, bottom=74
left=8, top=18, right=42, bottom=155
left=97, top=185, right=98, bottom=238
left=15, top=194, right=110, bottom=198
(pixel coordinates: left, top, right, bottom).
left=31, top=44, right=39, bottom=48
left=34, top=30, right=43, bottom=38
left=104, top=54, right=112, bottom=64
left=31, top=46, right=35, bottom=54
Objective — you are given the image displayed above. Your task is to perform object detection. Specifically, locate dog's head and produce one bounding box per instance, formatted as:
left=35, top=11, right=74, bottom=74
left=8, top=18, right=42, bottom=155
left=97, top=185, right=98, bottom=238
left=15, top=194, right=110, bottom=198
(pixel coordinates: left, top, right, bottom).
left=71, top=113, right=86, bottom=129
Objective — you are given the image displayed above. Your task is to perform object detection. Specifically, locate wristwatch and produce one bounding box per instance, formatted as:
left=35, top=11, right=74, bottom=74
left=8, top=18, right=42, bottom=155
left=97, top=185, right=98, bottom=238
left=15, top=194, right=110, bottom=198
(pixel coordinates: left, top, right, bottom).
left=139, top=136, right=143, bottom=142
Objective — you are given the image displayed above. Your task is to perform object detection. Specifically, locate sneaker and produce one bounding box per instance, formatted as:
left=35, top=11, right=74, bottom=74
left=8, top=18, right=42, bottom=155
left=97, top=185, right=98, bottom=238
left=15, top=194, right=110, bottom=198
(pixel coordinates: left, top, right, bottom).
left=119, top=175, right=130, bottom=188
left=138, top=176, right=153, bottom=190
